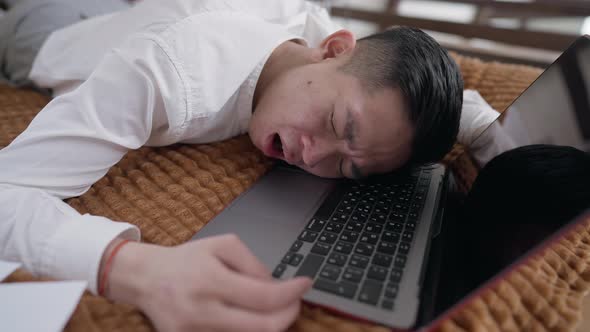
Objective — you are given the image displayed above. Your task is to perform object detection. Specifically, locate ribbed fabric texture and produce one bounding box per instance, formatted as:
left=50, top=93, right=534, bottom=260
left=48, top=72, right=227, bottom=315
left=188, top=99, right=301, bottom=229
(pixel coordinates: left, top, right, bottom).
left=4, top=54, right=588, bottom=332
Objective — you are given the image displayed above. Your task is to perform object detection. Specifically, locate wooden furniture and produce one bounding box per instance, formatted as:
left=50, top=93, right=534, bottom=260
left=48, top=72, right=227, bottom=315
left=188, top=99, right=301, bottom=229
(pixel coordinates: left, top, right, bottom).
left=330, top=0, right=590, bottom=67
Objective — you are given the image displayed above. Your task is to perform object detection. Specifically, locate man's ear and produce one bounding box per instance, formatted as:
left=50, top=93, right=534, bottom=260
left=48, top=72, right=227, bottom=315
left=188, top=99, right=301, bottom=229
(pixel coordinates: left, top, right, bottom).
left=319, top=29, right=356, bottom=60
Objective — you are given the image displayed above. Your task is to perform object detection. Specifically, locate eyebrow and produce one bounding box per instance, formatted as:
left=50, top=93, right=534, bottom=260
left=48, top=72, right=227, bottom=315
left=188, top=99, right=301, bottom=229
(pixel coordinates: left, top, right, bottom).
left=344, top=109, right=356, bottom=145
left=344, top=109, right=366, bottom=180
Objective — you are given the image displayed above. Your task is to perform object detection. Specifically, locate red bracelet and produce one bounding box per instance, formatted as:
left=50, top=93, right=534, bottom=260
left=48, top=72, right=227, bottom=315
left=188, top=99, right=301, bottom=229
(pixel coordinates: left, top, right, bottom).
left=98, top=239, right=130, bottom=297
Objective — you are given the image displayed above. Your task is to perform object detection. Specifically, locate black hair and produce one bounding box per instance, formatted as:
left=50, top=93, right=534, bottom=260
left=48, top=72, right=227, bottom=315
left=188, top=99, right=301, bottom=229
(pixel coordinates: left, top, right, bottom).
left=342, top=26, right=463, bottom=166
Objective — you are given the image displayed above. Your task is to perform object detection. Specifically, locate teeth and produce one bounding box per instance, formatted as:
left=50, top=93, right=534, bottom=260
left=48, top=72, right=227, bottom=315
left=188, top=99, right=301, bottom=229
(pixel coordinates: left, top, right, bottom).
left=272, top=134, right=283, bottom=153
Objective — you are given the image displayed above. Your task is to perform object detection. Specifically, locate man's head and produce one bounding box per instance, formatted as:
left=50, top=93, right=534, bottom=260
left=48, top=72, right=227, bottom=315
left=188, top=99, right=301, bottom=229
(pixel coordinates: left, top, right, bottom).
left=249, top=26, right=463, bottom=178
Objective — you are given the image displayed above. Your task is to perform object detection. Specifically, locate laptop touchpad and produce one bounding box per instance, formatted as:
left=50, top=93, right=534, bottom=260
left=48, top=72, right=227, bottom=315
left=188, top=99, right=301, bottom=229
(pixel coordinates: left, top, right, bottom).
left=193, top=168, right=335, bottom=266
left=228, top=168, right=334, bottom=219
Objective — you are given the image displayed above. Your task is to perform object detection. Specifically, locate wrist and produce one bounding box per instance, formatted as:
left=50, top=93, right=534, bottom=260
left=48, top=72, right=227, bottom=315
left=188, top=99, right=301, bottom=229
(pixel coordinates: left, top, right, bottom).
left=99, top=239, right=152, bottom=306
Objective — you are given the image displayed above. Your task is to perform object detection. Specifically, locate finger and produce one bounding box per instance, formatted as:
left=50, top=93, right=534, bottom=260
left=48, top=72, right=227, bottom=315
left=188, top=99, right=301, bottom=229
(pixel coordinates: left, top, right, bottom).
left=205, top=298, right=302, bottom=332
left=217, top=274, right=312, bottom=312
left=211, top=234, right=271, bottom=279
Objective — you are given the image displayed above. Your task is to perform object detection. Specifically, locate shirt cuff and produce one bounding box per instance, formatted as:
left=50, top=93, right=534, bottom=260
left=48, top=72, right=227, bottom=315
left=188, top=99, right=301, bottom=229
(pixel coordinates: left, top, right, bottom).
left=41, top=214, right=140, bottom=294
left=458, top=90, right=501, bottom=146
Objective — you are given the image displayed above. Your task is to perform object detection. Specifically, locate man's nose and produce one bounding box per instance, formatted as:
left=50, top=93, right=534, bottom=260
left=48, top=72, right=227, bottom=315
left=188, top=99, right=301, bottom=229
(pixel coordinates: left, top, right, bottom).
left=301, top=135, right=336, bottom=168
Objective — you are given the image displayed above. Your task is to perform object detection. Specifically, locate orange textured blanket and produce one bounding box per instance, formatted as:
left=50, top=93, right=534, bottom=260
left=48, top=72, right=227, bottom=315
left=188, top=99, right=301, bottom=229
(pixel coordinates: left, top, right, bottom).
left=3, top=54, right=589, bottom=332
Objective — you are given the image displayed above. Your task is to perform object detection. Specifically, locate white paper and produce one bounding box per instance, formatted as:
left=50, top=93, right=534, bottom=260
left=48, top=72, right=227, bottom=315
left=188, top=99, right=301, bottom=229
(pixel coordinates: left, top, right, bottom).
left=0, top=260, right=20, bottom=281
left=0, top=281, right=87, bottom=332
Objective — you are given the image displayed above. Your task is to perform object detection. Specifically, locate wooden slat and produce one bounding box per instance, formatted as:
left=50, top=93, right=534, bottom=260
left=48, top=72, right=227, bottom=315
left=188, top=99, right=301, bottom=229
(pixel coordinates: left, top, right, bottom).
left=331, top=6, right=578, bottom=52
left=440, top=0, right=590, bottom=16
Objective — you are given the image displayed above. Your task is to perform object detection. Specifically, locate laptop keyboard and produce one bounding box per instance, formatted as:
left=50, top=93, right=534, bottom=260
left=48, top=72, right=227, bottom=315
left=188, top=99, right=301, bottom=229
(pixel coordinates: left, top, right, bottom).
left=272, top=169, right=431, bottom=311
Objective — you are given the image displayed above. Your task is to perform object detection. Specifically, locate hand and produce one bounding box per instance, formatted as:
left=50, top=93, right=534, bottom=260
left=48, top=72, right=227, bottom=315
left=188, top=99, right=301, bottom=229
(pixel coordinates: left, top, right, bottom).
left=103, top=234, right=312, bottom=332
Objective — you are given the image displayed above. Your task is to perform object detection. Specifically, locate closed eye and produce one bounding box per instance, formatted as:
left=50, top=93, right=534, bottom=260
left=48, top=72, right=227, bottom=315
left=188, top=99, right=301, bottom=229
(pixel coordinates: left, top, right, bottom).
left=331, top=110, right=338, bottom=137
left=332, top=111, right=345, bottom=177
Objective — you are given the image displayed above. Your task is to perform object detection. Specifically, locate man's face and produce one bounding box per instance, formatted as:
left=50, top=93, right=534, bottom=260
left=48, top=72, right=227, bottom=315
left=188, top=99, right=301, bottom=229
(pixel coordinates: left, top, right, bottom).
left=249, top=59, right=414, bottom=179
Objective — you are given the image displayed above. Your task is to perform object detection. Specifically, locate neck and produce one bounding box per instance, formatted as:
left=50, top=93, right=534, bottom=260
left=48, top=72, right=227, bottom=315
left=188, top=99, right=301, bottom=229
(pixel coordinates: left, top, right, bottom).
left=253, top=39, right=320, bottom=110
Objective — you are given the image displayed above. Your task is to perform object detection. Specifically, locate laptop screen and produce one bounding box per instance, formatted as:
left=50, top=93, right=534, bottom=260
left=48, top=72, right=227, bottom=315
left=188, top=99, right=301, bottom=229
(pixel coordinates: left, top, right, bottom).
left=424, top=36, right=590, bottom=325
left=473, top=35, right=590, bottom=155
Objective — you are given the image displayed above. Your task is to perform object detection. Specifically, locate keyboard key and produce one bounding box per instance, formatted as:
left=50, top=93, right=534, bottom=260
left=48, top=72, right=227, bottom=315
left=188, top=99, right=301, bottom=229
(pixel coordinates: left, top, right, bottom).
left=398, top=197, right=411, bottom=205
left=337, top=205, right=353, bottom=214
left=341, top=198, right=353, bottom=206
left=319, top=232, right=338, bottom=244
left=295, top=254, right=324, bottom=278
left=393, top=202, right=408, bottom=211
left=390, top=268, right=403, bottom=283
left=364, top=223, right=383, bottom=234
left=342, top=267, right=364, bottom=283
left=394, top=255, right=407, bottom=268
left=367, top=265, right=388, bottom=281
left=382, top=299, right=394, bottom=310
left=372, top=206, right=389, bottom=215
left=359, top=207, right=372, bottom=215
left=372, top=253, right=392, bottom=267
left=345, top=221, right=364, bottom=233
left=402, top=231, right=414, bottom=242
left=290, top=240, right=303, bottom=252
left=350, top=212, right=369, bottom=223
left=314, top=279, right=358, bottom=299
left=354, top=243, right=375, bottom=256
left=325, top=222, right=344, bottom=234
left=339, top=230, right=359, bottom=243
left=384, top=283, right=398, bottom=298
left=377, top=241, right=397, bottom=255
left=385, top=222, right=404, bottom=232
left=289, top=253, right=304, bottom=266
left=331, top=213, right=350, bottom=224
left=358, top=280, right=383, bottom=305
left=299, top=230, right=318, bottom=243
left=360, top=232, right=379, bottom=245
left=405, top=221, right=416, bottom=230
left=311, top=242, right=331, bottom=256
left=382, top=231, right=400, bottom=243
left=327, top=252, right=348, bottom=266
left=282, top=252, right=293, bottom=264
left=389, top=212, right=406, bottom=221
left=369, top=213, right=387, bottom=224
left=272, top=264, right=287, bottom=278
left=398, top=242, right=410, bottom=255
left=320, top=265, right=341, bottom=280
left=307, top=218, right=327, bottom=232
left=334, top=241, right=353, bottom=254
left=349, top=254, right=369, bottom=269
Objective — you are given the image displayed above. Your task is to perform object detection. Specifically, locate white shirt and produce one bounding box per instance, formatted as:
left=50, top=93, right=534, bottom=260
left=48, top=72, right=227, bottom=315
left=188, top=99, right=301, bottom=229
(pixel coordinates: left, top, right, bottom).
left=0, top=0, right=498, bottom=295
left=0, top=0, right=339, bottom=294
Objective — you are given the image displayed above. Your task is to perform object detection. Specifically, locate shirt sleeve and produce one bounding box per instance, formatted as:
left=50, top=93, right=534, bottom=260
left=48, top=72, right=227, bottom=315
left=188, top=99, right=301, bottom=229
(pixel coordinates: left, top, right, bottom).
left=459, top=90, right=517, bottom=167
left=0, top=35, right=185, bottom=293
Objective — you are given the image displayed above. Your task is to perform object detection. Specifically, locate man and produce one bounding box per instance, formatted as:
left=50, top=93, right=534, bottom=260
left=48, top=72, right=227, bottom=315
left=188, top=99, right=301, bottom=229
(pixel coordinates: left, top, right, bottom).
left=0, top=0, right=470, bottom=331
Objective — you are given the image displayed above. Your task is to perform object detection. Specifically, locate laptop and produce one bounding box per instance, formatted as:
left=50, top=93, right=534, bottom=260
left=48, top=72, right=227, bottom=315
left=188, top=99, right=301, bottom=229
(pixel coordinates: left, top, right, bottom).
left=192, top=35, right=590, bottom=330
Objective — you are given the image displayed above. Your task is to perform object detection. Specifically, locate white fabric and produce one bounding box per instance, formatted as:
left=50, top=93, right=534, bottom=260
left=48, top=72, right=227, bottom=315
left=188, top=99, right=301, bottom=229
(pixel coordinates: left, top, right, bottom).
left=459, top=90, right=517, bottom=167
left=0, top=0, right=338, bottom=294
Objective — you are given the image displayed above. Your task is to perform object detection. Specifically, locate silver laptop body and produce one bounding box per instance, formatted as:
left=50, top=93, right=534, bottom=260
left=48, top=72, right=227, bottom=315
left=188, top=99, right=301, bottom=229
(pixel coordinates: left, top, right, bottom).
left=192, top=163, right=448, bottom=329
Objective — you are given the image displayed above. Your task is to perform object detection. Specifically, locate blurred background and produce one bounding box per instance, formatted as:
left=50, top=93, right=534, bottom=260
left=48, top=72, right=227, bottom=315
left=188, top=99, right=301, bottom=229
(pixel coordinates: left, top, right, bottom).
left=312, top=0, right=590, bottom=68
